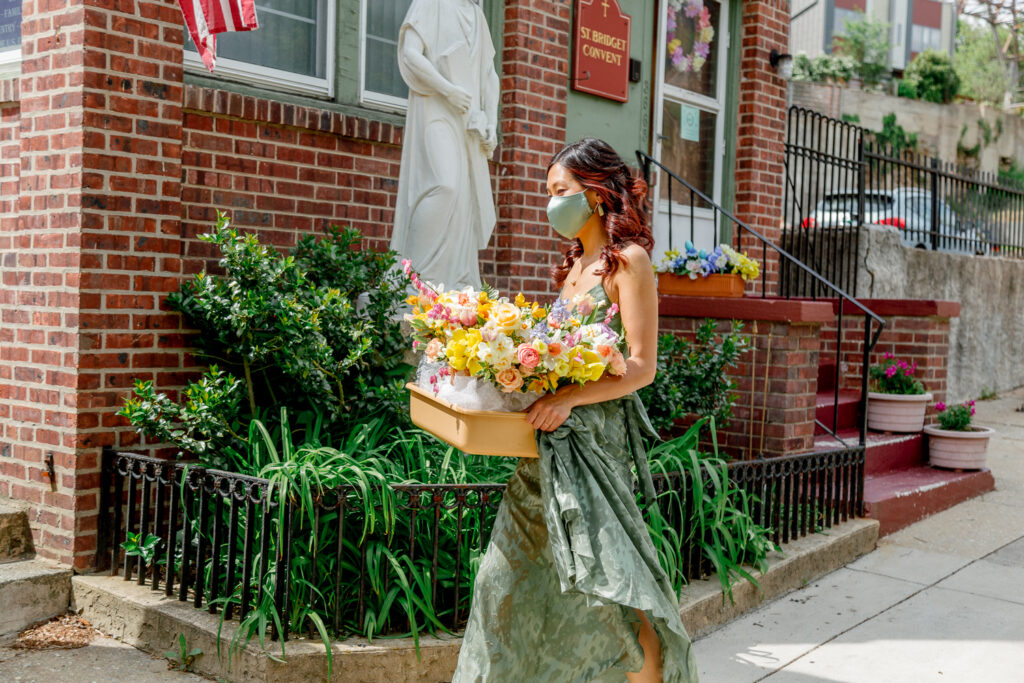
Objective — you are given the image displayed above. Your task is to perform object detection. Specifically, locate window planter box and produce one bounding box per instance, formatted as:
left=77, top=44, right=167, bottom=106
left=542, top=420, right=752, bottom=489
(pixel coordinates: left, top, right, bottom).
left=406, top=382, right=538, bottom=458
left=924, top=424, right=994, bottom=470
left=866, top=391, right=933, bottom=433
left=658, top=272, right=745, bottom=298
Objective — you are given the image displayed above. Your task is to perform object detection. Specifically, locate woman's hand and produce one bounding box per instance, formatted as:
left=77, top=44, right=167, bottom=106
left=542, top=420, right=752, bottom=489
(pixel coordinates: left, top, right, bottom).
left=527, top=388, right=576, bottom=432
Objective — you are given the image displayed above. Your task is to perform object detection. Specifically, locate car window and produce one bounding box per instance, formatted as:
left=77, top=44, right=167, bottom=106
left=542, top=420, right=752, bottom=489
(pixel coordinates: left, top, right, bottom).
left=822, top=195, right=892, bottom=212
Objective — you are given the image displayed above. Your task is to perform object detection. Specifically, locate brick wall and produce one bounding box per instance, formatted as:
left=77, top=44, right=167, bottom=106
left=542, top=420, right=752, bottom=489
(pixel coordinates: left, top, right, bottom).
left=180, top=85, right=404, bottom=271
left=659, top=297, right=833, bottom=459
left=820, top=300, right=960, bottom=421
left=483, top=0, right=571, bottom=298
left=0, top=0, right=185, bottom=569
left=734, top=0, right=789, bottom=296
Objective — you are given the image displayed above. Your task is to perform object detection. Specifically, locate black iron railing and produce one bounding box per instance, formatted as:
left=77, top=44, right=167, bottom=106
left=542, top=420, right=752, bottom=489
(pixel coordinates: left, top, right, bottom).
left=636, top=150, right=886, bottom=447
left=782, top=106, right=1024, bottom=298
left=99, top=446, right=865, bottom=641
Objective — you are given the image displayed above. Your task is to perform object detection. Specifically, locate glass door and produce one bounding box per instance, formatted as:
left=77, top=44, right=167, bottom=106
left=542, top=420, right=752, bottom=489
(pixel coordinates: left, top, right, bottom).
left=651, top=0, right=729, bottom=260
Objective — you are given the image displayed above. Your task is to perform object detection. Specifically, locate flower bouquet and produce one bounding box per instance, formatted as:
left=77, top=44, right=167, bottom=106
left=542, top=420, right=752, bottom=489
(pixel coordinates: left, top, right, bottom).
left=866, top=352, right=932, bottom=433
left=925, top=399, right=994, bottom=470
left=401, top=260, right=627, bottom=456
left=656, top=241, right=759, bottom=297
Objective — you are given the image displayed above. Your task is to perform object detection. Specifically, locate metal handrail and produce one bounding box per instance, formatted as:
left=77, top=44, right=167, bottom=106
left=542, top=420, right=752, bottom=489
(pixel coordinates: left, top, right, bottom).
left=637, top=150, right=886, bottom=448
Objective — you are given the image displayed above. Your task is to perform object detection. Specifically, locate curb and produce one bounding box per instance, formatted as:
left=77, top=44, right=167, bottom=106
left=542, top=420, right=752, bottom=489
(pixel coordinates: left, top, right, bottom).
left=73, top=517, right=879, bottom=682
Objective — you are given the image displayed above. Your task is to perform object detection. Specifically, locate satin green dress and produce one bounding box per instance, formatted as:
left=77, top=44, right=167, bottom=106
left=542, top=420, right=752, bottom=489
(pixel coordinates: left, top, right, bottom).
left=452, top=284, right=699, bottom=682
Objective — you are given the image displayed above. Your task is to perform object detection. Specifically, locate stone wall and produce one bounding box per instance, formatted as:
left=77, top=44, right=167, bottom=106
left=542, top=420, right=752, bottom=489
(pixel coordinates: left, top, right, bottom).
left=789, top=81, right=1024, bottom=175
left=857, top=225, right=1024, bottom=402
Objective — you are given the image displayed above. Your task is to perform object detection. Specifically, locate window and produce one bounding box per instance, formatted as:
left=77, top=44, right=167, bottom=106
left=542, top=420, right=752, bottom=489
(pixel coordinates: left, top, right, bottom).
left=360, top=0, right=415, bottom=110
left=0, top=0, right=20, bottom=67
left=184, top=1, right=335, bottom=97
left=910, top=25, right=942, bottom=54
left=832, top=7, right=863, bottom=41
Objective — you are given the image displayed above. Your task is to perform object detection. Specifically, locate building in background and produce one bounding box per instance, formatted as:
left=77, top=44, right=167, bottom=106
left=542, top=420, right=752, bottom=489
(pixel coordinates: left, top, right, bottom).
left=790, top=0, right=956, bottom=72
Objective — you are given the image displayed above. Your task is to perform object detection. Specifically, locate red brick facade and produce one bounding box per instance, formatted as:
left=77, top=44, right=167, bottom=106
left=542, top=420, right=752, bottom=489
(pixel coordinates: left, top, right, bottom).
left=820, top=299, right=960, bottom=420
left=735, top=0, right=789, bottom=296
left=660, top=296, right=833, bottom=459
left=1, top=0, right=794, bottom=568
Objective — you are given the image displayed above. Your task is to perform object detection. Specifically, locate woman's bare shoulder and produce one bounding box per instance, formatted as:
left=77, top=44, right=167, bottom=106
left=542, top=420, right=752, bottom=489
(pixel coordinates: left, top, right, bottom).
left=617, top=243, right=652, bottom=272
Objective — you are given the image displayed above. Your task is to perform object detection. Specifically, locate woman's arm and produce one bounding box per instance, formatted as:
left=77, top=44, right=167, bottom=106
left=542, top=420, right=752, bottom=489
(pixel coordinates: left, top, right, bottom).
left=400, top=28, right=471, bottom=114
left=526, top=244, right=659, bottom=432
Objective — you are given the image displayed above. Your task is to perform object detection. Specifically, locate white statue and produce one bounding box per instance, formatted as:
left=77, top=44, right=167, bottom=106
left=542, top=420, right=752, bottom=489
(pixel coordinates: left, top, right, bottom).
left=391, top=0, right=500, bottom=291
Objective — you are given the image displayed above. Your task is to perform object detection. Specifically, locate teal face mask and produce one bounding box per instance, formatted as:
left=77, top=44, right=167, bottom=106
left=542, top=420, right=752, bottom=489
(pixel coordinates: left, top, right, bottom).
left=546, top=191, right=593, bottom=239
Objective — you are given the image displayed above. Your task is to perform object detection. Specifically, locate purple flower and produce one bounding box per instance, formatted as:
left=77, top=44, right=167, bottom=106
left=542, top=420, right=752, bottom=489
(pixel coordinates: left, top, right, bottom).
left=695, top=41, right=710, bottom=59
left=885, top=366, right=897, bottom=378
left=685, top=0, right=701, bottom=18
left=672, top=46, right=685, bottom=67
left=970, top=408, right=976, bottom=416
left=884, top=351, right=893, bottom=360
left=935, top=401, right=946, bottom=412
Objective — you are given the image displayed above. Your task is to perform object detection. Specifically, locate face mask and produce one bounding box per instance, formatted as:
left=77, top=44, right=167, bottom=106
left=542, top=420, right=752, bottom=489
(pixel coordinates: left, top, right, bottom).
left=546, top=190, right=593, bottom=239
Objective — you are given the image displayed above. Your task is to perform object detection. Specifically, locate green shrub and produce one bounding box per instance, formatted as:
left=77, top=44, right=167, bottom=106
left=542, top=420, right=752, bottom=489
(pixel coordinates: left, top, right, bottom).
left=639, top=320, right=749, bottom=435
left=832, top=12, right=891, bottom=87
left=901, top=49, right=960, bottom=104
left=119, top=212, right=412, bottom=465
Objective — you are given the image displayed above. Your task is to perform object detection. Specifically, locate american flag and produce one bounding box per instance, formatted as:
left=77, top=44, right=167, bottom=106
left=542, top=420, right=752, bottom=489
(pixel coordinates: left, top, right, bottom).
left=178, top=0, right=259, bottom=72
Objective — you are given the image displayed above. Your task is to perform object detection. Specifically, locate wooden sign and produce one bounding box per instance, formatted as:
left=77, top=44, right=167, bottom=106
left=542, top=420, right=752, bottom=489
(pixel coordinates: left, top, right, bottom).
left=572, top=0, right=631, bottom=103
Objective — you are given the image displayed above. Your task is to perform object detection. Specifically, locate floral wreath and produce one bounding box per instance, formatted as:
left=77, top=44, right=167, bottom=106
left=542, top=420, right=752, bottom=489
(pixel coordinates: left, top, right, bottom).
left=666, top=0, right=714, bottom=74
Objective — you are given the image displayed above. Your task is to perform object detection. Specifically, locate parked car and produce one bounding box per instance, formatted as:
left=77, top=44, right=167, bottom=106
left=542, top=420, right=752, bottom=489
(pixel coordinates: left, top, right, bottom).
left=801, top=187, right=988, bottom=255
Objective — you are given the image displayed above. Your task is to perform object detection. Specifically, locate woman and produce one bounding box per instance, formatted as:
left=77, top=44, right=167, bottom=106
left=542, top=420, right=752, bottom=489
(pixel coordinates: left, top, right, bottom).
left=452, top=138, right=700, bottom=682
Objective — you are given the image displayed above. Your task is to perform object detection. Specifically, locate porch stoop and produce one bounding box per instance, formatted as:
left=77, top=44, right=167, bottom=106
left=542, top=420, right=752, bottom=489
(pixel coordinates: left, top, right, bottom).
left=813, top=386, right=996, bottom=537
left=0, top=500, right=73, bottom=640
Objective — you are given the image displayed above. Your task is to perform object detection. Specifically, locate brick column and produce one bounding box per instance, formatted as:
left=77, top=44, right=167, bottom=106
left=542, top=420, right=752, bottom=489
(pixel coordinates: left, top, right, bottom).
left=486, top=0, right=571, bottom=299
left=0, top=0, right=184, bottom=569
left=734, top=0, right=788, bottom=296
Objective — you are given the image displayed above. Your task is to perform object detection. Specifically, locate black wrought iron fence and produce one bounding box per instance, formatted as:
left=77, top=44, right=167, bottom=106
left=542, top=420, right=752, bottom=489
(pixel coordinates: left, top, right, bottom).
left=783, top=105, right=1024, bottom=298
left=99, top=445, right=865, bottom=642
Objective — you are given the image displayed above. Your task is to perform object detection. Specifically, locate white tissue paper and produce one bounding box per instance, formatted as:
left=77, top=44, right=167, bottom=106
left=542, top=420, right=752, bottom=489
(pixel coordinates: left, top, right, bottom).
left=416, top=357, right=541, bottom=413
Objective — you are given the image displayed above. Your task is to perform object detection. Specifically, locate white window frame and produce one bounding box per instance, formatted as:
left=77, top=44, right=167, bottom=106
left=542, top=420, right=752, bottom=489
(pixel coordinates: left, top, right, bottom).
left=184, top=1, right=336, bottom=99
left=358, top=0, right=409, bottom=114
left=0, top=47, right=18, bottom=69
left=651, top=0, right=731, bottom=254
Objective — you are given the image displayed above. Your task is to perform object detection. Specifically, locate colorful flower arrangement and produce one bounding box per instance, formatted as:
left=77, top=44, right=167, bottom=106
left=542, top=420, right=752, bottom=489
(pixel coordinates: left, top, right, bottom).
left=657, top=241, right=760, bottom=281
left=402, top=260, right=626, bottom=398
left=666, top=0, right=714, bottom=74
left=934, top=399, right=976, bottom=431
left=869, top=352, right=926, bottom=395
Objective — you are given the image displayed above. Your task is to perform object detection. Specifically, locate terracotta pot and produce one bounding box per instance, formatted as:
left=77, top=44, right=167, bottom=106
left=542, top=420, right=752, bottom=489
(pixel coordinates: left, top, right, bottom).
left=924, top=424, right=994, bottom=470
left=866, top=391, right=933, bottom=433
left=657, top=272, right=745, bottom=297
left=406, top=382, right=538, bottom=458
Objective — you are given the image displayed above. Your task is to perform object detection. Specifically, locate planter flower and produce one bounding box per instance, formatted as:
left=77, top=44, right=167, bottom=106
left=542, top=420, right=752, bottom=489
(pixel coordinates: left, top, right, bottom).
left=656, top=241, right=760, bottom=297
left=925, top=400, right=994, bottom=470
left=866, top=352, right=932, bottom=433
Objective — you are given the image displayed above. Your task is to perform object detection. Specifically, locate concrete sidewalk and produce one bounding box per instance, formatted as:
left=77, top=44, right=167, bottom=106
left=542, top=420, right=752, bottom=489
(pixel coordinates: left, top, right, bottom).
left=694, top=387, right=1024, bottom=682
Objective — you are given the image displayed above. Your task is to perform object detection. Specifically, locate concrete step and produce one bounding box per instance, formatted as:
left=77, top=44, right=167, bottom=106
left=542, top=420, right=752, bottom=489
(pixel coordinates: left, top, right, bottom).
left=0, top=501, right=34, bottom=563
left=0, top=559, right=72, bottom=638
left=864, top=466, right=995, bottom=537
left=814, top=390, right=861, bottom=434
left=815, top=430, right=925, bottom=475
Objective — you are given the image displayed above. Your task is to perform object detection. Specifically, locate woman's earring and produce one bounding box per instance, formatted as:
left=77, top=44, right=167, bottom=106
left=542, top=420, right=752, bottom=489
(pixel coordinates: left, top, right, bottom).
left=596, top=203, right=605, bottom=217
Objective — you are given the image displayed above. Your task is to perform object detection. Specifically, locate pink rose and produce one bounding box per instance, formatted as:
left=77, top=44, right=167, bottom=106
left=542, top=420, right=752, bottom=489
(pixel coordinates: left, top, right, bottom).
left=495, top=367, right=524, bottom=393
left=459, top=307, right=477, bottom=326
left=516, top=344, right=540, bottom=369
left=425, top=338, right=443, bottom=361
left=608, top=348, right=627, bottom=376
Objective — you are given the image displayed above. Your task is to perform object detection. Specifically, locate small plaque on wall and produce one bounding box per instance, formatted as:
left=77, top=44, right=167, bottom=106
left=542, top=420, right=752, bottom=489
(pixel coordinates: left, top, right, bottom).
left=572, top=0, right=632, bottom=103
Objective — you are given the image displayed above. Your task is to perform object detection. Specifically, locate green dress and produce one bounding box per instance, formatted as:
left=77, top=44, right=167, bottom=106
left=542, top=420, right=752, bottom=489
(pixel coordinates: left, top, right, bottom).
left=452, top=284, right=699, bottom=682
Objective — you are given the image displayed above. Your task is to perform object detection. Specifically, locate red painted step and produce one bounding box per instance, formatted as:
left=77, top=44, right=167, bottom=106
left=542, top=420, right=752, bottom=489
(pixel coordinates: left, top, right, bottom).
left=815, top=429, right=924, bottom=475
left=815, top=391, right=861, bottom=435
left=863, top=466, right=995, bottom=536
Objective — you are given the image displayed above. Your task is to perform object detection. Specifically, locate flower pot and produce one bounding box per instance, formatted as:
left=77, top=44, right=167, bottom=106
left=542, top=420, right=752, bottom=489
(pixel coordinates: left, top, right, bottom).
left=866, top=391, right=933, bottom=433
left=657, top=272, right=745, bottom=297
left=924, top=424, right=994, bottom=470
left=407, top=382, right=538, bottom=458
